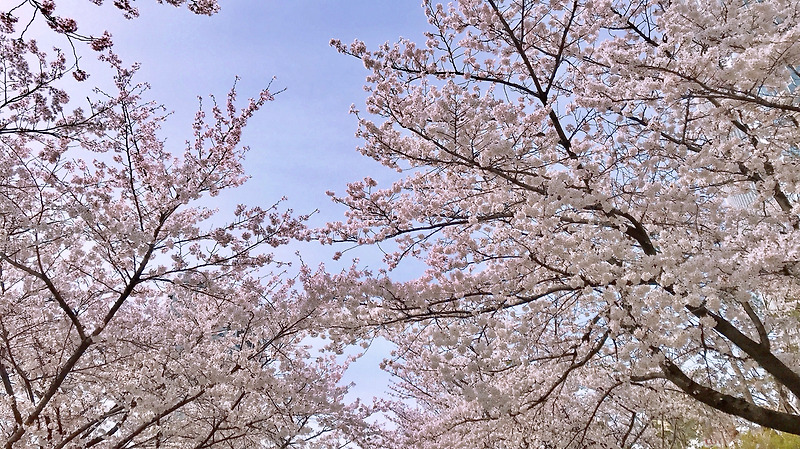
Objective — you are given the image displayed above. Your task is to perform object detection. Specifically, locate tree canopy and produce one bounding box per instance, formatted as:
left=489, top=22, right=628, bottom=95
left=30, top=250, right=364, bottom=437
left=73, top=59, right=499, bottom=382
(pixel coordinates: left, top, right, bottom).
left=3, top=0, right=800, bottom=448
left=316, top=0, right=800, bottom=447
left=0, top=1, right=366, bottom=447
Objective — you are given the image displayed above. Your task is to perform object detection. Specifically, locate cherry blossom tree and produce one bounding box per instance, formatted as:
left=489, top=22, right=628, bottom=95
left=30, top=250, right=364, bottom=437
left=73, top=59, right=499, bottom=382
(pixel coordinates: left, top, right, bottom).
left=0, top=1, right=367, bottom=447
left=318, top=0, right=800, bottom=447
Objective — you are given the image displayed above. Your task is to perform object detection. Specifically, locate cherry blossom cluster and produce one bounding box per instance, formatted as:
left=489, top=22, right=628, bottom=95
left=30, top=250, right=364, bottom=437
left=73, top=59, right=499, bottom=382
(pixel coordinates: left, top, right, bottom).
left=320, top=0, right=800, bottom=447
left=0, top=1, right=368, bottom=447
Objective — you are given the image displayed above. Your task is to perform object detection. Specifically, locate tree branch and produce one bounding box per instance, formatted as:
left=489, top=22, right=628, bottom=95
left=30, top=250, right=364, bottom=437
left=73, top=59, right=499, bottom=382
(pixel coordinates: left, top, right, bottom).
left=661, top=358, right=800, bottom=435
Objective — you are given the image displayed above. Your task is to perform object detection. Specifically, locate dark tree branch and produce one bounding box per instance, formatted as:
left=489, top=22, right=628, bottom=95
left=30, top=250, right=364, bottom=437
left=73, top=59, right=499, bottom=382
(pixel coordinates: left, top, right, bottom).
left=686, top=304, right=800, bottom=401
left=661, top=358, right=800, bottom=435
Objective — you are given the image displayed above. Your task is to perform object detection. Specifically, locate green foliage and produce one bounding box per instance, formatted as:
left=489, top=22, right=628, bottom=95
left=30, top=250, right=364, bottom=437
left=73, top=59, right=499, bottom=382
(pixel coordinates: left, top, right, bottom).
left=732, top=428, right=800, bottom=449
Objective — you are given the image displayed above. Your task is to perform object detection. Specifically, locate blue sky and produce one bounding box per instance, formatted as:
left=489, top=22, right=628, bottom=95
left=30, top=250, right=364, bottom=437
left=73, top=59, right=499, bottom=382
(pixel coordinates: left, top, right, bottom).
left=54, top=0, right=433, bottom=268
left=56, top=0, right=432, bottom=404
left=64, top=0, right=427, bottom=225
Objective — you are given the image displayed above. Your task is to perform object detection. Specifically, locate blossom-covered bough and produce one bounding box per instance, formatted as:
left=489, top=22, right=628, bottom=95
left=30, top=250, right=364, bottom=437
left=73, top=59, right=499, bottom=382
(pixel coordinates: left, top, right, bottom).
left=319, top=0, right=800, bottom=447
left=0, top=1, right=368, bottom=447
